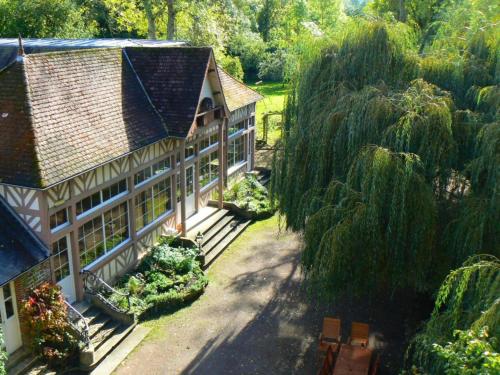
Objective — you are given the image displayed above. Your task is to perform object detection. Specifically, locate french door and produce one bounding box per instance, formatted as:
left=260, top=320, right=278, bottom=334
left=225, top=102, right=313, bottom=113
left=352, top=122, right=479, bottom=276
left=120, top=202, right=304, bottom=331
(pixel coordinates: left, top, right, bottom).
left=0, top=282, right=22, bottom=354
left=53, top=234, right=76, bottom=303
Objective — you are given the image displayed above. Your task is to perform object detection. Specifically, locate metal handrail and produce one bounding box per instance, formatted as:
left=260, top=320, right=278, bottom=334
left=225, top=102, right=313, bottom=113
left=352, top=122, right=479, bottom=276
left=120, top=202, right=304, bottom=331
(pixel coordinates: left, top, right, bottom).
left=64, top=300, right=90, bottom=346
left=80, top=269, right=131, bottom=310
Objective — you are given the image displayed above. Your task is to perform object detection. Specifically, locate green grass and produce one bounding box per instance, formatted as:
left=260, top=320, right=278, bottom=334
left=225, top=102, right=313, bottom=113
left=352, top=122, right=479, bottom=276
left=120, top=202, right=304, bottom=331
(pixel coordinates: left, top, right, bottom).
left=248, top=81, right=290, bottom=145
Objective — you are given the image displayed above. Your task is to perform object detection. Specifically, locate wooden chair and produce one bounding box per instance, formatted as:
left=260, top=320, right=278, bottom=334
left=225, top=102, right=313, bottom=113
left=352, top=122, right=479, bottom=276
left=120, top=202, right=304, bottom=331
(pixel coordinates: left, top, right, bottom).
left=317, top=345, right=335, bottom=375
left=348, top=322, right=370, bottom=347
left=318, top=317, right=341, bottom=353
left=369, top=354, right=381, bottom=375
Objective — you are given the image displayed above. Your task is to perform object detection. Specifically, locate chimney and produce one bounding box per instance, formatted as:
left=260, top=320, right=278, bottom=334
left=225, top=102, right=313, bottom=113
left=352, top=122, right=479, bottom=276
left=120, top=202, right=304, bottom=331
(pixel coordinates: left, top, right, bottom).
left=18, top=34, right=25, bottom=57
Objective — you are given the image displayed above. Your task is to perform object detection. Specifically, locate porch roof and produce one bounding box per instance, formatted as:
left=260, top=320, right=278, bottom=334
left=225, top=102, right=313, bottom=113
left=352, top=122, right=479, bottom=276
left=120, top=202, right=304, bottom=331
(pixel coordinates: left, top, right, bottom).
left=217, top=67, right=263, bottom=112
left=0, top=197, right=49, bottom=287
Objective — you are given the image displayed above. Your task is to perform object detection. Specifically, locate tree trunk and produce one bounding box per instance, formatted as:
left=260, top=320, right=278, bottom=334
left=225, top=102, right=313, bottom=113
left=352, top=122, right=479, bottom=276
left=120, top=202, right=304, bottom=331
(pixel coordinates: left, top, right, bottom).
left=399, top=0, right=407, bottom=22
left=144, top=0, right=156, bottom=40
left=167, top=0, right=176, bottom=40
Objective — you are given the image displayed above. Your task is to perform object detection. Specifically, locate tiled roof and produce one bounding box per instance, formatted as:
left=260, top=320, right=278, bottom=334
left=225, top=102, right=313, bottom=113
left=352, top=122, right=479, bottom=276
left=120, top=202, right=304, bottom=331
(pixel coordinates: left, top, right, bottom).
left=0, top=38, right=187, bottom=69
left=0, top=196, right=48, bottom=286
left=0, top=48, right=168, bottom=188
left=126, top=47, right=212, bottom=137
left=217, top=67, right=263, bottom=112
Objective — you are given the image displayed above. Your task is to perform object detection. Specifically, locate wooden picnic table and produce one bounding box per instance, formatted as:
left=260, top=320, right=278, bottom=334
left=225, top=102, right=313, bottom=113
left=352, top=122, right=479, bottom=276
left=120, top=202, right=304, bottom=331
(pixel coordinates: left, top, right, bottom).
left=333, top=344, right=372, bottom=375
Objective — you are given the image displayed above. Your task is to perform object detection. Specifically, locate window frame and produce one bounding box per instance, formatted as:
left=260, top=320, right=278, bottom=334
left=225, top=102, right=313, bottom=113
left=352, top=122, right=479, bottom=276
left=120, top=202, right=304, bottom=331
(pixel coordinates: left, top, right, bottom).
left=135, top=176, right=173, bottom=233
left=50, top=207, right=70, bottom=233
left=134, top=156, right=172, bottom=188
left=76, top=179, right=128, bottom=219
left=78, top=201, right=130, bottom=269
left=200, top=150, right=219, bottom=189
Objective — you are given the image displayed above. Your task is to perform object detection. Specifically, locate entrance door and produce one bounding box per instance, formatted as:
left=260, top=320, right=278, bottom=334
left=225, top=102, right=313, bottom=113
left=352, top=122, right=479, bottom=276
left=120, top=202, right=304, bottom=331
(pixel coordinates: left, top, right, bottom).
left=53, top=235, right=76, bottom=303
left=0, top=282, right=22, bottom=354
left=185, top=164, right=196, bottom=217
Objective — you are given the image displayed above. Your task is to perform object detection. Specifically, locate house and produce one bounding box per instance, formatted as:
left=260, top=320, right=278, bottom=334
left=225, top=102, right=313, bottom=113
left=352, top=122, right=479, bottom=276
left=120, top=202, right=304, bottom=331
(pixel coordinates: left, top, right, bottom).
left=0, top=38, right=262, bottom=356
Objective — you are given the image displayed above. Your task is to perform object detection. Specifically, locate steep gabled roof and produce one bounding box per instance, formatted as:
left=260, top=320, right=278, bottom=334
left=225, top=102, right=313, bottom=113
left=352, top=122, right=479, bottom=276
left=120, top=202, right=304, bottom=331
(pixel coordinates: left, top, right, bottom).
left=0, top=48, right=168, bottom=188
left=125, top=47, right=213, bottom=137
left=0, top=196, right=49, bottom=286
left=217, top=67, right=263, bottom=112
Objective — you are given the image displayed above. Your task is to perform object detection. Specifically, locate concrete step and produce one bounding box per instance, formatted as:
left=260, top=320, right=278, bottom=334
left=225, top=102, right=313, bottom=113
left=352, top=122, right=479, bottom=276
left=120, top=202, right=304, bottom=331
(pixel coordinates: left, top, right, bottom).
left=73, top=300, right=93, bottom=316
left=83, top=306, right=103, bottom=325
left=88, top=313, right=112, bottom=338
left=203, top=217, right=241, bottom=254
left=204, top=219, right=251, bottom=268
left=6, top=352, right=38, bottom=375
left=201, top=214, right=235, bottom=246
left=89, top=323, right=137, bottom=369
left=91, top=320, right=121, bottom=350
left=186, top=209, right=229, bottom=238
left=90, top=325, right=150, bottom=375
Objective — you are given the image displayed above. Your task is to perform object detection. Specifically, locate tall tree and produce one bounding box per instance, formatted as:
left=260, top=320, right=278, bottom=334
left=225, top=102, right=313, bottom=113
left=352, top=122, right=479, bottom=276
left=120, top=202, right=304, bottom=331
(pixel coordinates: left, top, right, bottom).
left=0, top=0, right=95, bottom=38
left=166, top=0, right=176, bottom=39
left=143, top=0, right=157, bottom=39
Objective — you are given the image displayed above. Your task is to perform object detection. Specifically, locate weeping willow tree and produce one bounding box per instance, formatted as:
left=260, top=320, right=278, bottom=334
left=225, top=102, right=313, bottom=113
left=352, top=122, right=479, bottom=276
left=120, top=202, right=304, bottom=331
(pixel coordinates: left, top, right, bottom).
left=302, top=146, right=437, bottom=296
left=406, top=255, right=500, bottom=373
left=271, top=19, right=499, bottom=298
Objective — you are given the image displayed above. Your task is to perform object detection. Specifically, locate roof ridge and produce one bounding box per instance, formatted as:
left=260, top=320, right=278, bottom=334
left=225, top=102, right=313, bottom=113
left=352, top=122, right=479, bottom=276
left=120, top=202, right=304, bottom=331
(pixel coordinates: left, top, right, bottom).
left=24, top=47, right=122, bottom=59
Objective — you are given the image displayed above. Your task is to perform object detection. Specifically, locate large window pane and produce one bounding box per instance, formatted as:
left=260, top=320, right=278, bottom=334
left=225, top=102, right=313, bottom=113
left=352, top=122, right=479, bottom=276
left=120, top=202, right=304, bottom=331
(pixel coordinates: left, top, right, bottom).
left=228, top=136, right=245, bottom=168
left=104, top=202, right=129, bottom=251
left=78, top=216, right=104, bottom=267
left=153, top=178, right=172, bottom=218
left=135, top=189, right=153, bottom=231
left=211, top=151, right=219, bottom=181
left=200, top=155, right=210, bottom=187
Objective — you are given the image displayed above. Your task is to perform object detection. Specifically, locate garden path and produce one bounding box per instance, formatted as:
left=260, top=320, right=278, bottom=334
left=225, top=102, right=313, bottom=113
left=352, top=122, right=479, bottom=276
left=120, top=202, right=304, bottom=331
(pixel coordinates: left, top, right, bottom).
left=114, top=216, right=322, bottom=374
left=114, top=214, right=416, bottom=375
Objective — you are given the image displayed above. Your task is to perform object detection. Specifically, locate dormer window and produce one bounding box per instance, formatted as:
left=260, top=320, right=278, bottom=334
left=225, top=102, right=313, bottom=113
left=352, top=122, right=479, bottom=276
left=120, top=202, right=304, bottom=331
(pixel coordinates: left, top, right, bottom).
left=200, top=97, right=213, bottom=112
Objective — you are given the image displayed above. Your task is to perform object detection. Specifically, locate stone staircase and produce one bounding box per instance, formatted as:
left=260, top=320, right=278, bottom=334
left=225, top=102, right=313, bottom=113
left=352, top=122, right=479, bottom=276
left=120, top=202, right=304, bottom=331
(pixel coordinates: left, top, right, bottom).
left=187, top=208, right=251, bottom=268
left=254, top=167, right=271, bottom=186
left=7, top=301, right=136, bottom=375
left=75, top=301, right=136, bottom=371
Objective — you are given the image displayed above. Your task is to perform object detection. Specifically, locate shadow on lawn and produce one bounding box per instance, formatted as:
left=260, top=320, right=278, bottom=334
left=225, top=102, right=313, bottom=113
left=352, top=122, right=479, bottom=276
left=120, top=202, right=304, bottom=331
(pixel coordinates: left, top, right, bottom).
left=178, top=235, right=432, bottom=375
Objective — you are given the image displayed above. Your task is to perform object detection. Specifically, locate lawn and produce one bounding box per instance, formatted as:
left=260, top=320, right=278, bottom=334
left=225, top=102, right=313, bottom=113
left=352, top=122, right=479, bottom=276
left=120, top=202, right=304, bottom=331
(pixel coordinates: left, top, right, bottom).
left=247, top=81, right=290, bottom=146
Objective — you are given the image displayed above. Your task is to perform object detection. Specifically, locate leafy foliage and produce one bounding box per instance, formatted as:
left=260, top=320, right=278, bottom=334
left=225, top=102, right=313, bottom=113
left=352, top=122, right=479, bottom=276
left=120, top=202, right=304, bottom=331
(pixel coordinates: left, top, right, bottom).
left=110, top=241, right=207, bottom=316
left=406, top=256, right=500, bottom=373
left=272, top=20, right=499, bottom=298
left=432, top=327, right=500, bottom=374
left=21, top=283, right=79, bottom=368
left=0, top=327, right=6, bottom=375
left=0, top=0, right=96, bottom=38
left=224, top=174, right=274, bottom=217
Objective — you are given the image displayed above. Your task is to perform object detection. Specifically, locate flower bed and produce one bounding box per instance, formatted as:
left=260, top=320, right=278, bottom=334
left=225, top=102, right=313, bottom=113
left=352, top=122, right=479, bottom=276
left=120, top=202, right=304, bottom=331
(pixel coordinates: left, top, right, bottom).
left=223, top=174, right=274, bottom=219
left=109, top=237, right=208, bottom=320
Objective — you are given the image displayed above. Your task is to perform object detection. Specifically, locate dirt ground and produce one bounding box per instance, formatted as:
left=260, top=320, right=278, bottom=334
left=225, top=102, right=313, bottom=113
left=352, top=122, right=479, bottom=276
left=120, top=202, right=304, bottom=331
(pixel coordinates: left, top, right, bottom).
left=113, top=214, right=428, bottom=375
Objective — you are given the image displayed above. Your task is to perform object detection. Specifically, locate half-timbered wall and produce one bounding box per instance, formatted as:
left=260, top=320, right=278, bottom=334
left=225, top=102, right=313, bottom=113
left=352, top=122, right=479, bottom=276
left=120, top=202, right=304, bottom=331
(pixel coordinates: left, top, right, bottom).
left=0, top=185, right=44, bottom=235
